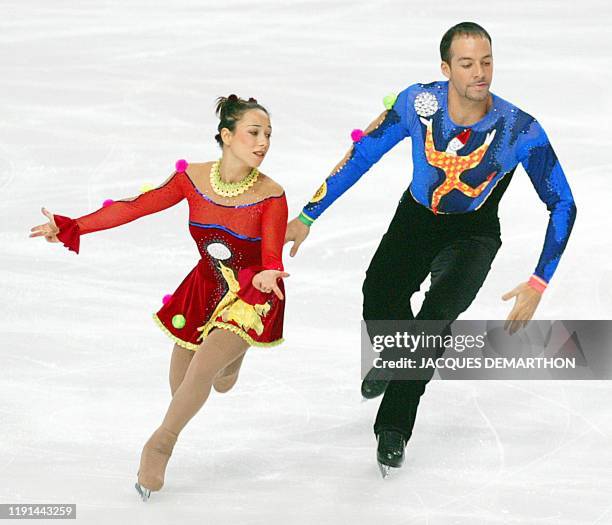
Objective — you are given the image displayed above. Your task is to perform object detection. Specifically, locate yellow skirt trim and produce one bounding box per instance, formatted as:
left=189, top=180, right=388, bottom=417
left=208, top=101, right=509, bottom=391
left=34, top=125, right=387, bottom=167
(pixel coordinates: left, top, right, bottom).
left=153, top=314, right=284, bottom=350
left=209, top=321, right=285, bottom=348
left=152, top=313, right=200, bottom=351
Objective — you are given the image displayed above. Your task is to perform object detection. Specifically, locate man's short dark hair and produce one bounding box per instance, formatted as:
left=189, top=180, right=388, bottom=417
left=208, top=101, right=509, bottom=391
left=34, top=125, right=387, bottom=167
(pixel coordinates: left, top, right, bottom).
left=440, top=22, right=492, bottom=64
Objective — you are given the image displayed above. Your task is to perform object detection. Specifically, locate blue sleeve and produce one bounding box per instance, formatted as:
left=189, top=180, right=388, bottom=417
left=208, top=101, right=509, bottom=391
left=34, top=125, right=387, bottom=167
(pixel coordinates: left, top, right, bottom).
left=517, top=119, right=577, bottom=284
left=301, top=88, right=413, bottom=222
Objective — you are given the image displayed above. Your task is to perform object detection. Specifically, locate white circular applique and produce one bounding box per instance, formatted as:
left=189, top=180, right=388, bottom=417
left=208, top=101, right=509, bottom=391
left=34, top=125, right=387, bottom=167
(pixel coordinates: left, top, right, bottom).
left=414, top=92, right=439, bottom=117
left=206, top=242, right=232, bottom=260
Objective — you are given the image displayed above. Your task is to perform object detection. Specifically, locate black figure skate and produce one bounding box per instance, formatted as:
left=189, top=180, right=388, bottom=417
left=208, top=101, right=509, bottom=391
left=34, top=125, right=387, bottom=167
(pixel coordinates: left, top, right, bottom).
left=361, top=366, right=392, bottom=400
left=376, top=430, right=406, bottom=478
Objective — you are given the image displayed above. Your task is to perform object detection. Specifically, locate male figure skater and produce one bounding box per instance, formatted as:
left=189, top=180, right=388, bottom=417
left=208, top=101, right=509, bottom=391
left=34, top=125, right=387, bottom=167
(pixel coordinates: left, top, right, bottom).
left=284, top=22, right=576, bottom=476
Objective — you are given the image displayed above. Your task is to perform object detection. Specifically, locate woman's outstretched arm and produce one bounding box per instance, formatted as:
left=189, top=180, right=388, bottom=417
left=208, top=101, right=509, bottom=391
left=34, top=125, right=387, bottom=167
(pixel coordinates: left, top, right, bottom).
left=30, top=160, right=189, bottom=254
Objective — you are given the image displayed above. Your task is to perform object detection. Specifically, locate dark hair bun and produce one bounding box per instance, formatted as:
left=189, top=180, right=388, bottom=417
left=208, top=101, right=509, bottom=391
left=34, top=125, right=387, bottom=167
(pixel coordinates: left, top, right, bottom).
left=214, top=94, right=269, bottom=149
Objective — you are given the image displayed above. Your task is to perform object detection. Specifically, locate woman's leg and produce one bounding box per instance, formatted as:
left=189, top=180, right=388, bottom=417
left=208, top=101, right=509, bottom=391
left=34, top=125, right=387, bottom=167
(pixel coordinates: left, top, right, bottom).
left=162, top=329, right=249, bottom=432
left=137, top=329, right=249, bottom=493
left=213, top=352, right=246, bottom=393
left=169, top=343, right=195, bottom=396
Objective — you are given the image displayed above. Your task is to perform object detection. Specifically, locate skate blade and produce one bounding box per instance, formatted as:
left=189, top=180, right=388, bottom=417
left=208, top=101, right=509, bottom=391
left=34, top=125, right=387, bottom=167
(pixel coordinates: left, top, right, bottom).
left=134, top=482, right=151, bottom=501
left=377, top=461, right=391, bottom=479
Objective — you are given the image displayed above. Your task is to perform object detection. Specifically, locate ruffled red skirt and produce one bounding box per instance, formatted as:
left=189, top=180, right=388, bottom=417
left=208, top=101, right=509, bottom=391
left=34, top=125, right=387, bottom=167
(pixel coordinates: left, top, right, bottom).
left=153, top=225, right=285, bottom=351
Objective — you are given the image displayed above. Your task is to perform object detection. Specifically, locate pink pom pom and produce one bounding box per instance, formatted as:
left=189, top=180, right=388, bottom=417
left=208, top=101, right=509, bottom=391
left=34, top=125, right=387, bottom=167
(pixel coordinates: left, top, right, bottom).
left=175, top=159, right=188, bottom=172
left=351, top=129, right=365, bottom=142
left=162, top=294, right=173, bottom=305
left=102, top=199, right=114, bottom=207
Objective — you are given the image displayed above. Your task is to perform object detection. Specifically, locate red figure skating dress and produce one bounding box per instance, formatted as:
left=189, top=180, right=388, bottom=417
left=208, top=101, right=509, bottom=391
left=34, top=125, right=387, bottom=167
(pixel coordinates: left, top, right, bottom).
left=53, top=160, right=288, bottom=349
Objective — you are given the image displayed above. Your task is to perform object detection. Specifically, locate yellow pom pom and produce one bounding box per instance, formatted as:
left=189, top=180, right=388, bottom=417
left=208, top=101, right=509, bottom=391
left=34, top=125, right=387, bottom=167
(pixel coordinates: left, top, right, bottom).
left=172, top=314, right=186, bottom=329
left=383, top=93, right=398, bottom=110
left=140, top=183, right=155, bottom=194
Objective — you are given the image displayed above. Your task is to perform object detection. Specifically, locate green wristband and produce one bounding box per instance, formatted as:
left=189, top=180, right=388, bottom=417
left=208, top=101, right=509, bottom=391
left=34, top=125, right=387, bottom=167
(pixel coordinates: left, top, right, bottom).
left=298, top=211, right=314, bottom=227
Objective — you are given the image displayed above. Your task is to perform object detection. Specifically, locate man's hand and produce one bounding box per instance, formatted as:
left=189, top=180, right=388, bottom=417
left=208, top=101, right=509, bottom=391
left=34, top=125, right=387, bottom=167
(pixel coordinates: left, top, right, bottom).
left=501, top=282, right=543, bottom=335
left=284, top=217, right=310, bottom=257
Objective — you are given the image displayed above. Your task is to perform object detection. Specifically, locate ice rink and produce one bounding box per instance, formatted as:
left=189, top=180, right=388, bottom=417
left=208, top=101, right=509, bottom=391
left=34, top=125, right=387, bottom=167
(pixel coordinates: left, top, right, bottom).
left=2, top=1, right=612, bottom=523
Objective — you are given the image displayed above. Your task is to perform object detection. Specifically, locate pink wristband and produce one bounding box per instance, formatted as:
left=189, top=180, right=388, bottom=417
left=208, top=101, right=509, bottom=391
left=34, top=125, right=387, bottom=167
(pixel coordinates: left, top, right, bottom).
left=527, top=275, right=547, bottom=294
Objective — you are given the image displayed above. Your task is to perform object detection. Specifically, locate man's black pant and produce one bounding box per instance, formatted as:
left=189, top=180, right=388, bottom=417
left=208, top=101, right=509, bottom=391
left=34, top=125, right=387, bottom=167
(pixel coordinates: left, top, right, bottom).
left=362, top=188, right=502, bottom=441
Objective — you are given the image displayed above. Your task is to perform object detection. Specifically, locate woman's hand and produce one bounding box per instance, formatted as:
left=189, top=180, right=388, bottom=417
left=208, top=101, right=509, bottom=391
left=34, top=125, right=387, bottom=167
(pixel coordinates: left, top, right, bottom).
left=29, top=207, right=60, bottom=243
left=253, top=269, right=290, bottom=300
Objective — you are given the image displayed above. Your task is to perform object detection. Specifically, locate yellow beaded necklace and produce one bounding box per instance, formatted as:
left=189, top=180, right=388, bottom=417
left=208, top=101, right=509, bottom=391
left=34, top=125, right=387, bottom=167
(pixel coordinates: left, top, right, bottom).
left=210, top=159, right=259, bottom=197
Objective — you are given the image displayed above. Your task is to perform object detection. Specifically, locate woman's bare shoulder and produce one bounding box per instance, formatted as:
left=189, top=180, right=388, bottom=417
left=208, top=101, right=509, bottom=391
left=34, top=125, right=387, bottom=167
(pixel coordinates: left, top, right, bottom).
left=258, top=173, right=285, bottom=198
left=185, top=161, right=214, bottom=173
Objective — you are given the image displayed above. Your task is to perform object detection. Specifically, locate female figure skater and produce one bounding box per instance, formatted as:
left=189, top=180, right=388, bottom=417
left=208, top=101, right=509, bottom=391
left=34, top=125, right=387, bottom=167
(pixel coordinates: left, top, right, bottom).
left=29, top=95, right=289, bottom=500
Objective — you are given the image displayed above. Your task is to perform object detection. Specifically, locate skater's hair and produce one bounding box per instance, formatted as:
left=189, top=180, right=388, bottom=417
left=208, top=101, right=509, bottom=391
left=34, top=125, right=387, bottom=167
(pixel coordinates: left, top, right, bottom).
left=440, top=22, right=492, bottom=64
left=215, top=95, right=269, bottom=148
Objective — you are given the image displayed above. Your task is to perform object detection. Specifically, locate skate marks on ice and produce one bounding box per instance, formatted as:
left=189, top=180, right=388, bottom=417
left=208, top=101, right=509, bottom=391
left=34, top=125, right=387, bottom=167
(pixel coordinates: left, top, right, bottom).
left=3, top=0, right=612, bottom=522
left=389, top=381, right=612, bottom=525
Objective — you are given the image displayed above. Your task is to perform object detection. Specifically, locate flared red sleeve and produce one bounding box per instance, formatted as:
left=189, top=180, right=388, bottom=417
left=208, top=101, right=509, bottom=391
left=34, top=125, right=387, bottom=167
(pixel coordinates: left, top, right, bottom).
left=237, top=193, right=288, bottom=305
left=54, top=160, right=189, bottom=254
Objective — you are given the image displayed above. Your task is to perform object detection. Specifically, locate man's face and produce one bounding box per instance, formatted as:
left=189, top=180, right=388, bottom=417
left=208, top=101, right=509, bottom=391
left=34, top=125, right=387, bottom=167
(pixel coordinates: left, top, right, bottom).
left=442, top=35, right=493, bottom=102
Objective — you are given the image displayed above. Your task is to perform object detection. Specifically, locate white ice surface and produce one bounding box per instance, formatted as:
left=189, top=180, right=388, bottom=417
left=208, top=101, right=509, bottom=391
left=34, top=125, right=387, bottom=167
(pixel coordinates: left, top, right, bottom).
left=2, top=1, right=612, bottom=523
